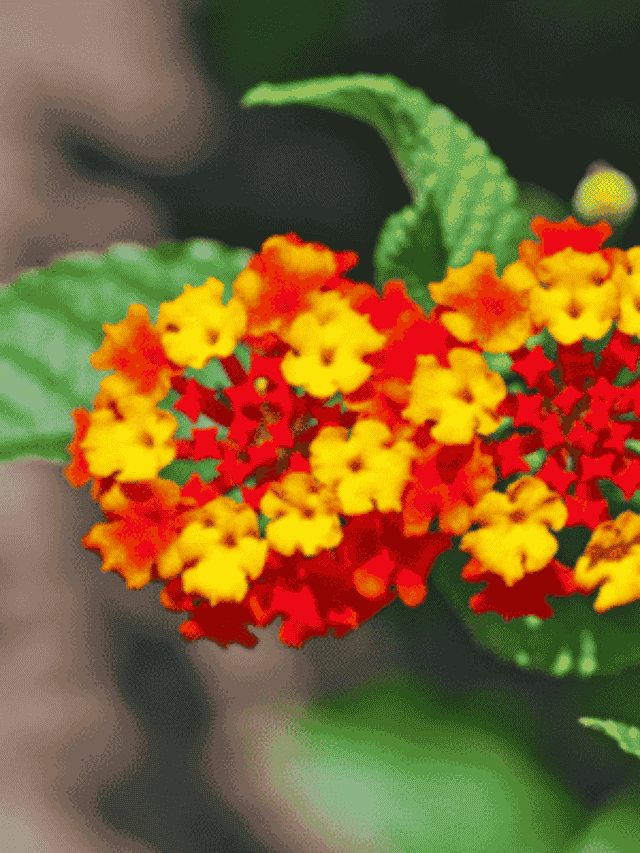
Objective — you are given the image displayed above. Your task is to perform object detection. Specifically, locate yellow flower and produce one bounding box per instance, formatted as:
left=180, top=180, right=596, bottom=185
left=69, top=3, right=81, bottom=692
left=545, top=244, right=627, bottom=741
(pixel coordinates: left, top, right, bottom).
left=528, top=248, right=618, bottom=345
left=611, top=246, right=640, bottom=336
left=574, top=511, right=640, bottom=612
left=156, top=276, right=247, bottom=369
left=459, top=476, right=568, bottom=586
left=81, top=392, right=178, bottom=481
left=402, top=348, right=507, bottom=445
left=260, top=471, right=342, bottom=557
left=309, top=418, right=417, bottom=514
left=280, top=290, right=386, bottom=397
left=428, top=252, right=538, bottom=353
left=156, top=497, right=268, bottom=606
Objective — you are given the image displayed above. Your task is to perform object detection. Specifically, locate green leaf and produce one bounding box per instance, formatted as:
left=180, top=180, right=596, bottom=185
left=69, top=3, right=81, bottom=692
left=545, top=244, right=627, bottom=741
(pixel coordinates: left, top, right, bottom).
left=256, top=679, right=585, bottom=852
left=0, top=240, right=253, bottom=465
left=429, top=545, right=640, bottom=678
left=242, top=74, right=531, bottom=312
left=372, top=190, right=444, bottom=312
left=578, top=717, right=640, bottom=759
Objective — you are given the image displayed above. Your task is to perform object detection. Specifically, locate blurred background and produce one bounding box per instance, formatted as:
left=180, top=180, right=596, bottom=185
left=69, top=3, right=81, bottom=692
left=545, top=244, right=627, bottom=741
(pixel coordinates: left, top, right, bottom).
left=2, top=1, right=640, bottom=851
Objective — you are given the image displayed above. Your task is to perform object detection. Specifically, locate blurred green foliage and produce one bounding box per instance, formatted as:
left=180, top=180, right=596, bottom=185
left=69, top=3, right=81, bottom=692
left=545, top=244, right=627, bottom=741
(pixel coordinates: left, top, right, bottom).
left=194, top=0, right=352, bottom=93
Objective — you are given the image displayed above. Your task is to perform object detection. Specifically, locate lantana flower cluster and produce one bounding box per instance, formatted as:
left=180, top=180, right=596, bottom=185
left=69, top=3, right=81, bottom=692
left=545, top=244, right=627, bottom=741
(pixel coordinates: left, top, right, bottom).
left=65, top=220, right=640, bottom=648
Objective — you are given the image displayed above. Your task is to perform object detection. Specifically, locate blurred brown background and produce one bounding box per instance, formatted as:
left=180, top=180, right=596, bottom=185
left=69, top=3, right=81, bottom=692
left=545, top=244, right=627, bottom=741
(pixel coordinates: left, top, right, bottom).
left=3, top=1, right=640, bottom=851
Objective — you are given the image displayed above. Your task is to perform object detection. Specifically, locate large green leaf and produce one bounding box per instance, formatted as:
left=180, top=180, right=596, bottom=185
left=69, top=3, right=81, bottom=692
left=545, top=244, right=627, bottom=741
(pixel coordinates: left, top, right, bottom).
left=429, top=544, right=640, bottom=678
left=257, top=679, right=585, bottom=853
left=242, top=74, right=531, bottom=312
left=578, top=717, right=640, bottom=760
left=0, top=240, right=253, bottom=465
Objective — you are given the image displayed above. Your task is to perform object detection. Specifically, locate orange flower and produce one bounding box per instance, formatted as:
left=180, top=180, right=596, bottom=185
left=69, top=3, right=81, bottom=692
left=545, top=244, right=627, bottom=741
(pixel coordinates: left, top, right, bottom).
left=90, top=303, right=180, bottom=396
left=428, top=252, right=538, bottom=352
left=82, top=478, right=196, bottom=589
left=232, top=232, right=359, bottom=336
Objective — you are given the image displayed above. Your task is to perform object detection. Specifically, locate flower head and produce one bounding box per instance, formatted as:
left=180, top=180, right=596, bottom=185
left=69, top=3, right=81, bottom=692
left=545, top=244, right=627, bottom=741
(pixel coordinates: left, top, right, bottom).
left=66, top=220, right=640, bottom=648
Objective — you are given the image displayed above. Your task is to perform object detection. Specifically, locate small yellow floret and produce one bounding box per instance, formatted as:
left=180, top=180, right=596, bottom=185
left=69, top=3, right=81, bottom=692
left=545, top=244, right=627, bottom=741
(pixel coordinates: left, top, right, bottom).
left=528, top=248, right=618, bottom=345
left=459, top=476, right=568, bottom=586
left=574, top=511, right=640, bottom=612
left=612, top=246, right=640, bottom=336
left=260, top=471, right=342, bottom=557
left=402, top=348, right=507, bottom=444
left=280, top=291, right=386, bottom=398
left=156, top=277, right=247, bottom=369
left=81, top=393, right=178, bottom=481
left=309, top=418, right=417, bottom=514
left=156, top=497, right=268, bottom=606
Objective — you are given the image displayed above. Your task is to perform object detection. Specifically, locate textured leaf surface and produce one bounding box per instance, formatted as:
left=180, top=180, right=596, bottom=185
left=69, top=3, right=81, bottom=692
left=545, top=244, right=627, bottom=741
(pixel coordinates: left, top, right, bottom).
left=0, top=240, right=253, bottom=464
left=430, top=544, right=640, bottom=678
left=578, top=717, right=640, bottom=759
left=242, top=74, right=531, bottom=314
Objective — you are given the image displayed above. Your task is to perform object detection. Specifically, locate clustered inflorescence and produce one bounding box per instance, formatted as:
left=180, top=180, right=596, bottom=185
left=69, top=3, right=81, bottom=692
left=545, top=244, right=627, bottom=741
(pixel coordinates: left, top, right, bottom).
left=65, top=219, right=640, bottom=648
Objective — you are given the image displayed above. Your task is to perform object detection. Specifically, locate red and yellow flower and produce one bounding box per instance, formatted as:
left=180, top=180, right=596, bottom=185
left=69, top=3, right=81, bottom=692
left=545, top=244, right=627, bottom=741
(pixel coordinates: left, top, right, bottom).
left=65, top=220, right=640, bottom=647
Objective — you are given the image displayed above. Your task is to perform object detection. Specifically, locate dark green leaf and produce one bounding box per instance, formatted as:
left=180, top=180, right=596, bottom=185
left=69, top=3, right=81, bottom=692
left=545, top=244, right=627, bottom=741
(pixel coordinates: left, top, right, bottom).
left=0, top=240, right=253, bottom=464
left=372, top=191, right=445, bottom=312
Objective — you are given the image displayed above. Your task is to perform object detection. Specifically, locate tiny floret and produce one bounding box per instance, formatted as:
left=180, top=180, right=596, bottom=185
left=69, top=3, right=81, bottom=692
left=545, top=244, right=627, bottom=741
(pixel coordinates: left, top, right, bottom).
left=81, top=392, right=178, bottom=481
left=309, top=418, right=417, bottom=514
left=528, top=249, right=618, bottom=345
left=574, top=511, right=640, bottom=612
left=156, top=277, right=247, bottom=369
left=280, top=290, right=386, bottom=398
left=459, top=476, right=569, bottom=586
left=428, top=252, right=538, bottom=352
left=402, top=348, right=507, bottom=444
left=156, top=497, right=268, bottom=606
left=612, top=246, right=640, bottom=337
left=261, top=471, right=342, bottom=557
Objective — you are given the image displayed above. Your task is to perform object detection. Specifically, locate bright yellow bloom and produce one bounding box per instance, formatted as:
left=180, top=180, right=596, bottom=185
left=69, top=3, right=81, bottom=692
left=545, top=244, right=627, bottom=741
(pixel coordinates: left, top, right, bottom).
left=527, top=248, right=618, bottom=345
left=402, top=348, right=507, bottom=445
left=574, top=511, right=640, bottom=612
left=459, top=476, right=568, bottom=586
left=81, top=391, right=178, bottom=481
left=156, top=497, right=268, bottom=606
left=280, top=290, right=386, bottom=397
left=260, top=471, right=342, bottom=557
left=156, top=276, right=247, bottom=369
left=309, top=418, right=417, bottom=514
left=428, top=253, right=538, bottom=353
left=611, top=246, right=640, bottom=336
